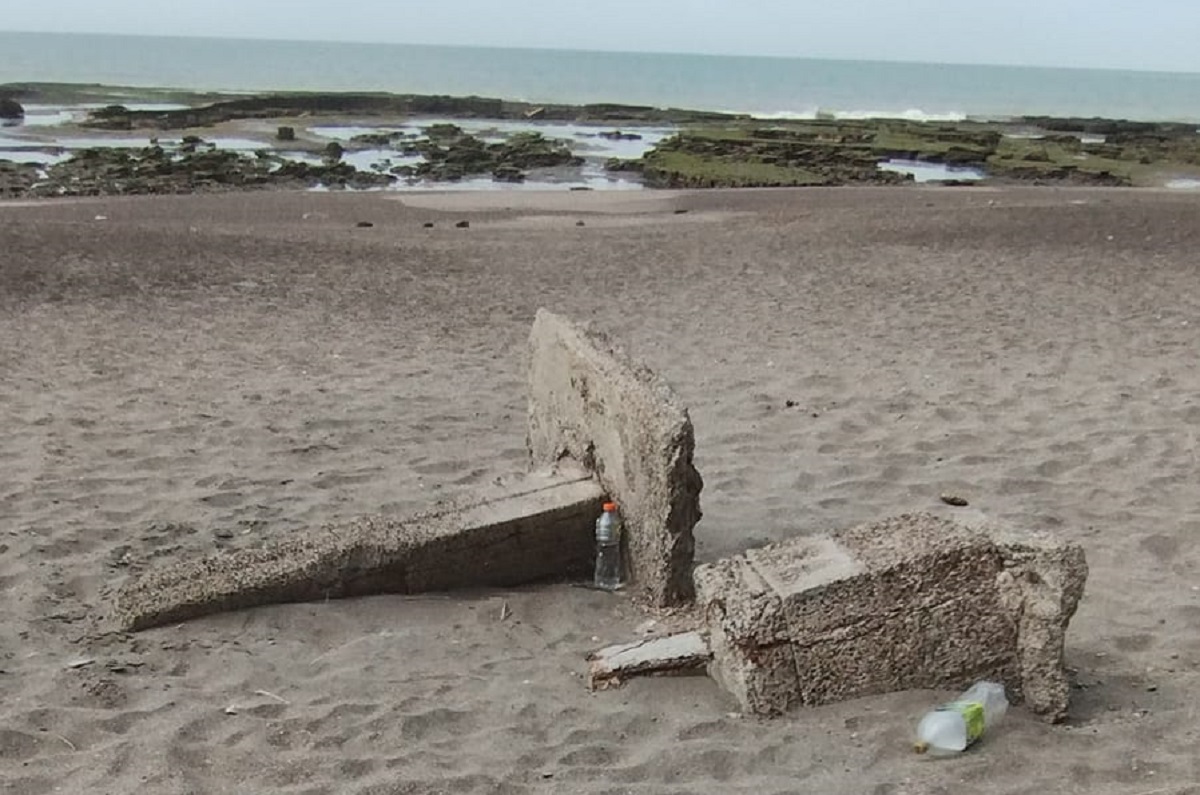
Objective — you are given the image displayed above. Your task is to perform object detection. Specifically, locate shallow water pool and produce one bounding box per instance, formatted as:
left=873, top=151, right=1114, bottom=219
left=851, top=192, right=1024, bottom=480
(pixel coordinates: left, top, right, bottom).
left=879, top=159, right=985, bottom=182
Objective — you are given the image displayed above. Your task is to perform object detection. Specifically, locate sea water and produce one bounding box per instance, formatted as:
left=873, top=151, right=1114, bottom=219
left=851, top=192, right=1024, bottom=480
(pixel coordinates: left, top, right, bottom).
left=3, top=31, right=1200, bottom=122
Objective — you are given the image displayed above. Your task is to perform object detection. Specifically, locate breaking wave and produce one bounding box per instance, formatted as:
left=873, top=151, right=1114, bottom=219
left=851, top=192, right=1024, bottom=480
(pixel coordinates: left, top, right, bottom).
left=732, top=108, right=971, bottom=123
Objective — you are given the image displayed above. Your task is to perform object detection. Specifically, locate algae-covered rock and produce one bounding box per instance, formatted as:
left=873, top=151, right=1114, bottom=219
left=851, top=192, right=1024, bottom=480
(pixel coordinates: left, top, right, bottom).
left=2, top=140, right=396, bottom=198
left=492, top=164, right=526, bottom=183
left=406, top=130, right=581, bottom=182
left=322, top=142, right=345, bottom=163
left=0, top=97, right=24, bottom=121
left=84, top=104, right=134, bottom=130
left=0, top=160, right=39, bottom=196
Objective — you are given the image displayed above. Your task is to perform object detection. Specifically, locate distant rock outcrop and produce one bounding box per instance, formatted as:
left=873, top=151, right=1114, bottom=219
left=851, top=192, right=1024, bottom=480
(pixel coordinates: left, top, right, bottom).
left=0, top=97, right=25, bottom=122
left=599, top=130, right=642, bottom=141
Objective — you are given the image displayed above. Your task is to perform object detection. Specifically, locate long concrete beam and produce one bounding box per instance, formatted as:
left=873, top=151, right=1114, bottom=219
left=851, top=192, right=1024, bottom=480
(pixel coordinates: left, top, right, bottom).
left=114, top=464, right=603, bottom=632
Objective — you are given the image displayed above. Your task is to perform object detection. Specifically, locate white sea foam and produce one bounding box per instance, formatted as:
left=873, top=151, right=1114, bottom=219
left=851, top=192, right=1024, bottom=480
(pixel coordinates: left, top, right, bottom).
left=0, top=149, right=71, bottom=165
left=17, top=106, right=79, bottom=127
left=828, top=108, right=968, bottom=122
left=738, top=110, right=819, bottom=121
left=735, top=108, right=969, bottom=123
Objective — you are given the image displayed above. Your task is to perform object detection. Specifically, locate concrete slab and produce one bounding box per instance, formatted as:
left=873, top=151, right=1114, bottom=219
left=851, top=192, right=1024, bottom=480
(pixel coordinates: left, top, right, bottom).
left=587, top=631, right=711, bottom=691
left=526, top=309, right=703, bottom=606
left=695, top=512, right=1087, bottom=722
left=114, top=463, right=604, bottom=632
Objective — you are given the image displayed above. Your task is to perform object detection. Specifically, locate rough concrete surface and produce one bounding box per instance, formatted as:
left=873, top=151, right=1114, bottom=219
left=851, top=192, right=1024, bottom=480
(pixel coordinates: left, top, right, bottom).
left=696, top=512, right=1087, bottom=722
left=526, top=308, right=703, bottom=606
left=587, top=631, right=712, bottom=691
left=115, top=464, right=603, bottom=631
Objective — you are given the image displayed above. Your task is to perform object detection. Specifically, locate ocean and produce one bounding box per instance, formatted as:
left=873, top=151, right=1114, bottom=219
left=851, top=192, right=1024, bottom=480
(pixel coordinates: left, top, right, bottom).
left=3, top=31, right=1200, bottom=122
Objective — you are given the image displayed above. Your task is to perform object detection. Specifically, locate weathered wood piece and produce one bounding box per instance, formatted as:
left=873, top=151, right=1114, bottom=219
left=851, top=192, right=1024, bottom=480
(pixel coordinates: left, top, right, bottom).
left=587, top=631, right=711, bottom=691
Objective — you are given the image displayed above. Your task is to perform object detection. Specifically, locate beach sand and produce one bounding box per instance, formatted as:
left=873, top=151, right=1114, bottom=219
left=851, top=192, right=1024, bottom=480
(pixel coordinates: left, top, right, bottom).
left=2, top=186, right=1199, bottom=794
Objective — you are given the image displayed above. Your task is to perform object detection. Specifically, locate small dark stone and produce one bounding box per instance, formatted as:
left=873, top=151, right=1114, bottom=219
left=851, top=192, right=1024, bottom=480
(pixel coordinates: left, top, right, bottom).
left=423, top=222, right=434, bottom=228
left=323, top=141, right=345, bottom=162
left=598, top=130, right=642, bottom=141
left=576, top=220, right=585, bottom=227
left=455, top=220, right=470, bottom=229
left=674, top=209, right=689, bottom=215
left=213, top=529, right=235, bottom=540
left=355, top=221, right=374, bottom=228
left=1147, top=685, right=1158, bottom=692
left=940, top=494, right=970, bottom=507
left=785, top=399, right=797, bottom=408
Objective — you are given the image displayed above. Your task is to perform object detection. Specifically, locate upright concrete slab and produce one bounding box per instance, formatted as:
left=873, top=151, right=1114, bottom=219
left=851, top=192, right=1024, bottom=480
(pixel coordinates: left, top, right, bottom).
left=115, top=464, right=603, bottom=632
left=526, top=309, right=703, bottom=606
left=695, top=512, right=1087, bottom=722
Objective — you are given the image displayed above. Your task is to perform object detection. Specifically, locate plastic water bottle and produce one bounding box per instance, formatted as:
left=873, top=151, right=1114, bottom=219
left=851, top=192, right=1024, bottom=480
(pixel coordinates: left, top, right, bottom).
left=594, top=502, right=623, bottom=591
left=914, top=681, right=1009, bottom=756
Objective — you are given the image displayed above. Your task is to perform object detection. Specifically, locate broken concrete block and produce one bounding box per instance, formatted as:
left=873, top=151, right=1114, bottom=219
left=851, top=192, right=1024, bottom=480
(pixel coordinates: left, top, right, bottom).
left=695, top=512, right=1087, bottom=722
left=587, top=631, right=711, bottom=691
left=114, top=464, right=603, bottom=632
left=526, top=309, right=703, bottom=607
left=695, top=549, right=801, bottom=715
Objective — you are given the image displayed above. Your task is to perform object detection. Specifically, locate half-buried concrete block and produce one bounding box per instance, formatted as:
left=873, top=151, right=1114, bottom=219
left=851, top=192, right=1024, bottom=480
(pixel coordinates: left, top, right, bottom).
left=526, top=309, right=703, bottom=607
left=115, top=463, right=603, bottom=632
left=695, top=512, right=1087, bottom=722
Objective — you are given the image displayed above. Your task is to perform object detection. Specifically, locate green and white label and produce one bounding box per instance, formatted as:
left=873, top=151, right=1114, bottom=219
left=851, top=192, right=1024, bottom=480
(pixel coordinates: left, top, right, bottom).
left=939, top=700, right=986, bottom=746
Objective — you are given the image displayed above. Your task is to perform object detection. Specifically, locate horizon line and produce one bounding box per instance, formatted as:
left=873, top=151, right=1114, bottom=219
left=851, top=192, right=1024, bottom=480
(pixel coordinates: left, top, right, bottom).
left=3, top=28, right=1199, bottom=77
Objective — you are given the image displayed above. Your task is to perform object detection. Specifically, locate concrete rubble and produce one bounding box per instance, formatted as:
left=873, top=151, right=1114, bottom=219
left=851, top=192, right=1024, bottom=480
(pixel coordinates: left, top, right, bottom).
left=115, top=464, right=602, bottom=631
left=527, top=309, right=703, bottom=607
left=115, top=308, right=704, bottom=629
left=114, top=308, right=1091, bottom=727
left=694, top=510, right=1087, bottom=722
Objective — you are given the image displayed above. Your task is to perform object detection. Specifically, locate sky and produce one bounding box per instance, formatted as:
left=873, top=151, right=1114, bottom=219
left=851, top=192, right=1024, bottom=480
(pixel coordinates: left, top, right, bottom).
left=3, top=0, right=1199, bottom=73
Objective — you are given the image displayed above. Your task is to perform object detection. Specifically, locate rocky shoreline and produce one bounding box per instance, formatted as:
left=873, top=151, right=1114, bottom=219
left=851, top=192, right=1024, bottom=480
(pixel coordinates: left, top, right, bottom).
left=2, top=83, right=1199, bottom=196
left=0, top=126, right=600, bottom=198
left=627, top=120, right=1176, bottom=189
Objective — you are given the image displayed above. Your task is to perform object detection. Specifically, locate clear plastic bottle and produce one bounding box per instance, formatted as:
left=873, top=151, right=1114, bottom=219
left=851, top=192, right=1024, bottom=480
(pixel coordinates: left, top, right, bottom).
left=914, top=681, right=1009, bottom=756
left=594, top=502, right=623, bottom=591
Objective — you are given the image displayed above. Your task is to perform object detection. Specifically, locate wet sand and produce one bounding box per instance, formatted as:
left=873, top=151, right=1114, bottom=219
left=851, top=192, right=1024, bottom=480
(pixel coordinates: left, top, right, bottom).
left=3, top=186, right=1200, bottom=794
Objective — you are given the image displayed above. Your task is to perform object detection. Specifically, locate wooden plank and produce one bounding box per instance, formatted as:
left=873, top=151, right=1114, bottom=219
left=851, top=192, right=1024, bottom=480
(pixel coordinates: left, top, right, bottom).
left=587, top=631, right=711, bottom=691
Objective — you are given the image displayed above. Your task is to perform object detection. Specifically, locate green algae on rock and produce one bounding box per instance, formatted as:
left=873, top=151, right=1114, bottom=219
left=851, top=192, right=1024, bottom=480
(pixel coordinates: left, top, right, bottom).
left=2, top=143, right=394, bottom=197
left=614, top=118, right=1200, bottom=188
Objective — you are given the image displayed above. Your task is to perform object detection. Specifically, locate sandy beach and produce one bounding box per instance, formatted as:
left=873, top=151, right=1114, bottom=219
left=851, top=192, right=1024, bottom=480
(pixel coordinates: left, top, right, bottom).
left=3, top=185, right=1200, bottom=794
